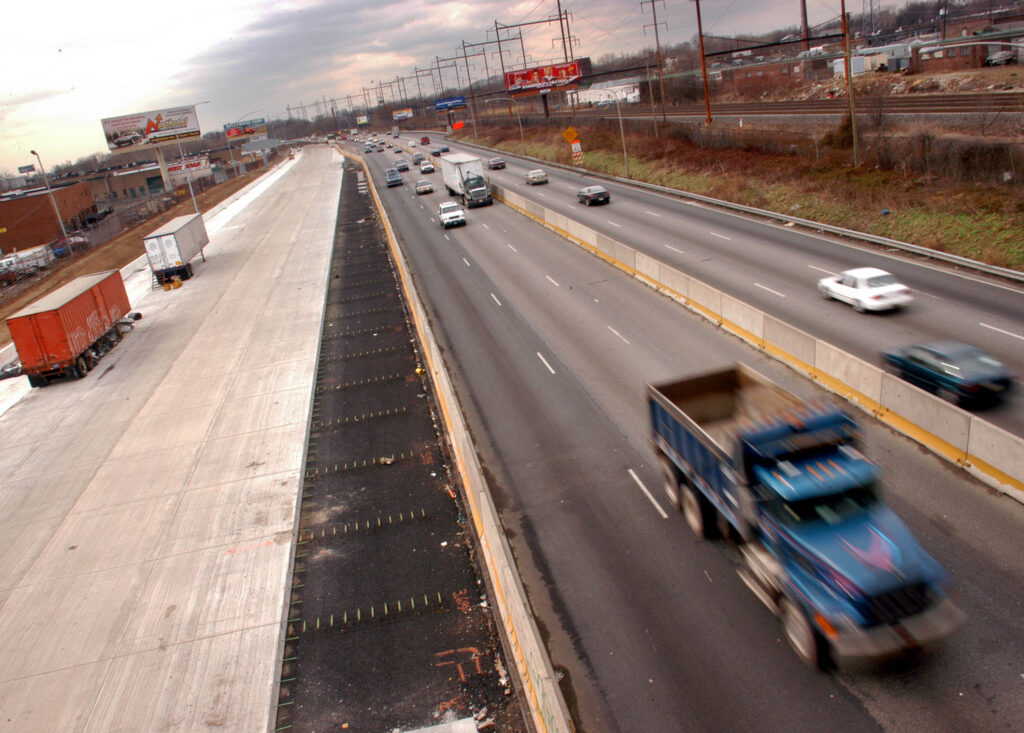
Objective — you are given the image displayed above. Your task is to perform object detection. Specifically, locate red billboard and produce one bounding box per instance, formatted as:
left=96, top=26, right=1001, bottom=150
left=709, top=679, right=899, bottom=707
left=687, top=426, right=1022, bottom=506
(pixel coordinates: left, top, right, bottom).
left=505, top=61, right=582, bottom=97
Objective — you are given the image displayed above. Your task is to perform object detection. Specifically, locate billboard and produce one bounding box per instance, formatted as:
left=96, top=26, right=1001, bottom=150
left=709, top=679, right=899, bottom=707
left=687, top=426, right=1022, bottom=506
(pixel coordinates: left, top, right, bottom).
left=223, top=118, right=267, bottom=140
left=392, top=108, right=414, bottom=121
left=505, top=61, right=582, bottom=97
left=356, top=115, right=369, bottom=125
left=435, top=96, right=467, bottom=112
left=101, top=106, right=201, bottom=152
left=167, top=156, right=210, bottom=180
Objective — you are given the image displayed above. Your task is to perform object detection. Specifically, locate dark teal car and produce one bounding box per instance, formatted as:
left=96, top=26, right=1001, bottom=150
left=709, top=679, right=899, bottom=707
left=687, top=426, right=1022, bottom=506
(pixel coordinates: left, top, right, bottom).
left=882, top=340, right=1014, bottom=406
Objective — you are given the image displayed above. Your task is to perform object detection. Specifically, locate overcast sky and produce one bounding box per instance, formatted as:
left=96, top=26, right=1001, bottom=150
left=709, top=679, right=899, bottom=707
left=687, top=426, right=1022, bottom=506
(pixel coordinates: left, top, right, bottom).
left=3, top=0, right=852, bottom=174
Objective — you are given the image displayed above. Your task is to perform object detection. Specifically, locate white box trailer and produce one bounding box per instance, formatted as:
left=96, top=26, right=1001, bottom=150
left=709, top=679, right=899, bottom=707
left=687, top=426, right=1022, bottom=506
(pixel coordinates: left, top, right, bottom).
left=143, top=213, right=208, bottom=284
left=440, top=153, right=493, bottom=207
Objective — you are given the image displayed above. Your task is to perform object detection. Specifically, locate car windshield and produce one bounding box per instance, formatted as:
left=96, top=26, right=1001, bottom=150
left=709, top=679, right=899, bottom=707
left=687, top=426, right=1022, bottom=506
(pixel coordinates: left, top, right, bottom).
left=866, top=274, right=897, bottom=287
left=439, top=203, right=458, bottom=213
left=941, top=349, right=1004, bottom=377
left=778, top=484, right=879, bottom=526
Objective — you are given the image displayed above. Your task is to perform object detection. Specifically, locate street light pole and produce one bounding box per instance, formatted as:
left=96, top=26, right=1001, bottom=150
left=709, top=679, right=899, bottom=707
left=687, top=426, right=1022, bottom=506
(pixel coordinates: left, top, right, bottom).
left=611, top=95, right=630, bottom=178
left=30, top=150, right=67, bottom=239
left=176, top=100, right=209, bottom=214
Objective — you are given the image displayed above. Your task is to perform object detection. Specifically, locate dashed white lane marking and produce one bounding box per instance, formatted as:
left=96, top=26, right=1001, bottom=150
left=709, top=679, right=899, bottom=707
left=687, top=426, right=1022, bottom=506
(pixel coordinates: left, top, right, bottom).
left=664, top=245, right=685, bottom=254
left=754, top=283, right=787, bottom=298
left=646, top=210, right=661, bottom=217
left=980, top=322, right=1024, bottom=342
left=608, top=326, right=630, bottom=344
left=808, top=264, right=835, bottom=275
left=608, top=220, right=621, bottom=228
left=629, top=469, right=668, bottom=519
left=462, top=258, right=471, bottom=267
left=546, top=275, right=560, bottom=287
left=537, top=352, right=556, bottom=374
left=709, top=231, right=731, bottom=240
left=508, top=244, right=518, bottom=253
left=491, top=293, right=502, bottom=306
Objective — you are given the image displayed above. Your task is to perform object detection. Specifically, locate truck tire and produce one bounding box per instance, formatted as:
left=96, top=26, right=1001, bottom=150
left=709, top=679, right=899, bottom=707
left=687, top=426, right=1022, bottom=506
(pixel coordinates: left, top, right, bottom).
left=27, top=374, right=46, bottom=388
left=781, top=597, right=827, bottom=670
left=658, top=455, right=681, bottom=509
left=681, top=481, right=718, bottom=539
left=73, top=356, right=89, bottom=380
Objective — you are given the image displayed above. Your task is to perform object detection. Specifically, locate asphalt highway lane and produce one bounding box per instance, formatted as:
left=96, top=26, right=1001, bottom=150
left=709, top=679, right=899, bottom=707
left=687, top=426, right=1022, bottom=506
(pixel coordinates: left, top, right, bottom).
left=355, top=140, right=1024, bottom=732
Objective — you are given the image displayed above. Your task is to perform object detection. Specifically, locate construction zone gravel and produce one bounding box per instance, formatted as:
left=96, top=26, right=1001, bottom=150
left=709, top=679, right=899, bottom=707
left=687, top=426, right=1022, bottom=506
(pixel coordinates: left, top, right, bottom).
left=273, top=161, right=526, bottom=732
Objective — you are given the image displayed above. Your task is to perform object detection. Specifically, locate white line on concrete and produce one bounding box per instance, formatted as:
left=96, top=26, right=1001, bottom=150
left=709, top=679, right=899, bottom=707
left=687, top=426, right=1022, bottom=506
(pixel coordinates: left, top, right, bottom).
left=508, top=244, right=518, bottom=253
left=537, top=352, right=556, bottom=374
left=709, top=231, right=731, bottom=241
left=645, top=211, right=661, bottom=217
left=444, top=234, right=450, bottom=241
left=607, top=326, right=630, bottom=344
left=808, top=264, right=835, bottom=275
left=462, top=258, right=471, bottom=267
left=980, top=322, right=1024, bottom=341
left=754, top=283, right=787, bottom=298
left=546, top=275, right=560, bottom=287
left=628, top=469, right=668, bottom=519
left=491, top=293, right=502, bottom=306
left=482, top=223, right=490, bottom=230
left=536, top=192, right=547, bottom=198
left=664, top=245, right=685, bottom=254
left=607, top=220, right=621, bottom=228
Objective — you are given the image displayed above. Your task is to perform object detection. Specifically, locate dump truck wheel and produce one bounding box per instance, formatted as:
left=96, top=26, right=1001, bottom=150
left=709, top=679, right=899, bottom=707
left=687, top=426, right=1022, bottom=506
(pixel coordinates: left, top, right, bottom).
left=681, top=482, right=718, bottom=539
left=658, top=455, right=681, bottom=510
left=781, top=597, right=826, bottom=670
left=73, top=357, right=89, bottom=379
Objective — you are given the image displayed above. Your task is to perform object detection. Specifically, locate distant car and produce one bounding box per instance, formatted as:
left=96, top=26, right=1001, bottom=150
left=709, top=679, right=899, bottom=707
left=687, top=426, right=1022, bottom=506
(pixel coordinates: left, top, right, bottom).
left=525, top=169, right=548, bottom=185
left=409, top=140, right=417, bottom=147
left=411, top=152, right=425, bottom=164
left=577, top=185, right=610, bottom=205
left=420, top=161, right=435, bottom=174
left=421, top=136, right=431, bottom=145
left=438, top=201, right=466, bottom=229
left=385, top=168, right=402, bottom=187
left=487, top=157, right=506, bottom=170
left=817, top=267, right=913, bottom=312
left=395, top=159, right=409, bottom=172
left=430, top=149, right=442, bottom=157
left=439, top=144, right=449, bottom=152
left=392, top=133, right=399, bottom=139
left=364, top=145, right=373, bottom=153
left=415, top=179, right=434, bottom=195
left=882, top=341, right=1014, bottom=406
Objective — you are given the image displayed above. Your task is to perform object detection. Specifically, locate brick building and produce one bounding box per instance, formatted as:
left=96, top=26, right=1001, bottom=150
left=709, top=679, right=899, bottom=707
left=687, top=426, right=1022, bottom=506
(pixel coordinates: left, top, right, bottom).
left=0, top=182, right=96, bottom=253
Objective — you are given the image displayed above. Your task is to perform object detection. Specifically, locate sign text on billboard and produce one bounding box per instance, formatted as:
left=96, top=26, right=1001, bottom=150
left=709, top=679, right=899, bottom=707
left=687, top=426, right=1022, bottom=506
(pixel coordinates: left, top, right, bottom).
left=434, top=96, right=467, bottom=112
left=505, top=61, right=582, bottom=97
left=101, top=106, right=201, bottom=153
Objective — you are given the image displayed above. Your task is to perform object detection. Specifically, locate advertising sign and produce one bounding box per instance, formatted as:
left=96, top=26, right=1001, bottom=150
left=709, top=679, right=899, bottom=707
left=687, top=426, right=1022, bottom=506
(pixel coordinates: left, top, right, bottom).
left=505, top=61, right=582, bottom=97
left=356, top=115, right=369, bottom=125
left=18, top=164, right=35, bottom=174
left=435, top=96, right=467, bottom=112
left=101, top=106, right=201, bottom=152
left=166, top=156, right=210, bottom=176
left=223, top=118, right=267, bottom=140
left=392, top=108, right=414, bottom=121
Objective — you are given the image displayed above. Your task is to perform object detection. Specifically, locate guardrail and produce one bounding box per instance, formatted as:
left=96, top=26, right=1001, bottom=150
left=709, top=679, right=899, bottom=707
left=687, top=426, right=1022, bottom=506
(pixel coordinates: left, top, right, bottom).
left=493, top=182, right=1024, bottom=504
left=353, top=151, right=575, bottom=733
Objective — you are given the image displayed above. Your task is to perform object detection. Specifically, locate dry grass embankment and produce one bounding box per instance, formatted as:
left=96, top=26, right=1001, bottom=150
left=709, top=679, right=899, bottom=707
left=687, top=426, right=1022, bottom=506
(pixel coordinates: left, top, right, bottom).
left=463, top=124, right=1024, bottom=271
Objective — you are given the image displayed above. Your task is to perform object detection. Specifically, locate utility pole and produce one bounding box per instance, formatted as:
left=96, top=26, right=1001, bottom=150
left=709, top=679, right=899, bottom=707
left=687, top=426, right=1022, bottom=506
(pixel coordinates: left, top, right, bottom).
left=642, top=0, right=668, bottom=121
left=840, top=0, right=860, bottom=167
left=694, top=0, right=713, bottom=125
left=801, top=0, right=810, bottom=51
left=461, top=41, right=482, bottom=142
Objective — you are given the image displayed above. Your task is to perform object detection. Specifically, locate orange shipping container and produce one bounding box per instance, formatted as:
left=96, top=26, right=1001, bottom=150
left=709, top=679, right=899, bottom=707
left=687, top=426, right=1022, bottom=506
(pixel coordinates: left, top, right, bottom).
left=7, top=270, right=131, bottom=380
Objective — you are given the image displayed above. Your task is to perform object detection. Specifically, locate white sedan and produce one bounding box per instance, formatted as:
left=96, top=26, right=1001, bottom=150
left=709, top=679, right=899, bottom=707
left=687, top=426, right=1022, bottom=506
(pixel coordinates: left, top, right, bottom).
left=817, top=267, right=913, bottom=312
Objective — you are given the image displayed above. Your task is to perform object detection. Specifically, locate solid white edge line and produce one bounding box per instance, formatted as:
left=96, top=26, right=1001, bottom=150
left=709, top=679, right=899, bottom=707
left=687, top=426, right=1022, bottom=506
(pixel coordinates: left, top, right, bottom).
left=629, top=469, right=668, bottom=519
left=491, top=293, right=502, bottom=306
left=537, top=352, right=556, bottom=374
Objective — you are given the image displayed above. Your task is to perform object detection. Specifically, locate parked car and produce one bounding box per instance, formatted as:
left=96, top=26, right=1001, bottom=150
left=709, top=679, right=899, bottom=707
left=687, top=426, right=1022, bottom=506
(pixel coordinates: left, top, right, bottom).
left=487, top=157, right=506, bottom=170
left=385, top=168, right=402, bottom=187
left=818, top=267, right=913, bottom=312
left=420, top=161, right=435, bottom=174
left=415, top=179, right=434, bottom=195
left=525, top=169, right=548, bottom=185
left=882, top=340, right=1014, bottom=406
left=437, top=201, right=466, bottom=229
left=577, top=185, right=610, bottom=205
left=395, top=159, right=409, bottom=172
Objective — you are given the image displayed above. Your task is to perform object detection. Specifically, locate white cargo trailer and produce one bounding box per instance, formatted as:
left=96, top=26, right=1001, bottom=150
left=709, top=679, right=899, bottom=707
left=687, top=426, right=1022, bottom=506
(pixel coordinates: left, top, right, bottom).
left=143, top=213, right=208, bottom=284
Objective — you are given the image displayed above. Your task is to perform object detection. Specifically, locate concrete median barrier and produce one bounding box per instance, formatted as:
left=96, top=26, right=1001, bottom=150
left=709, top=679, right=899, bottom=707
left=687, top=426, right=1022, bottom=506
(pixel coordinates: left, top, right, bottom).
left=763, top=316, right=817, bottom=372
left=614, top=242, right=637, bottom=272
left=687, top=278, right=723, bottom=323
left=635, top=251, right=661, bottom=286
left=815, top=341, right=882, bottom=411
left=966, top=418, right=1024, bottom=493
left=879, top=375, right=971, bottom=462
left=721, top=295, right=764, bottom=346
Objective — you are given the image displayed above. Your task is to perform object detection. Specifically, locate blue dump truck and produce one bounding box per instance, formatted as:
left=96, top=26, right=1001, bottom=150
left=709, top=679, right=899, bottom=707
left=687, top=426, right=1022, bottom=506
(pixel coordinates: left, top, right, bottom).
left=648, top=364, right=965, bottom=669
